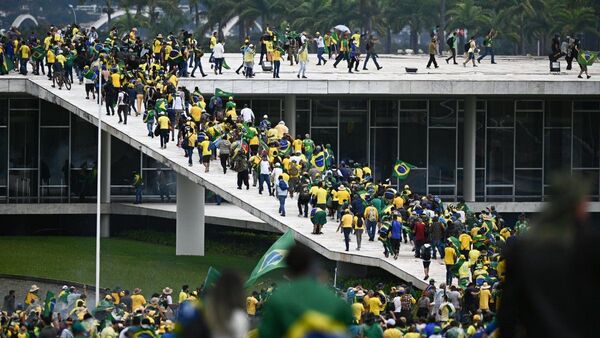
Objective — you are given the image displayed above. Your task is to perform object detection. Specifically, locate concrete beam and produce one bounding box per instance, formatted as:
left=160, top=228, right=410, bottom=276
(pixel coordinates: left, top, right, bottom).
left=176, top=174, right=205, bottom=256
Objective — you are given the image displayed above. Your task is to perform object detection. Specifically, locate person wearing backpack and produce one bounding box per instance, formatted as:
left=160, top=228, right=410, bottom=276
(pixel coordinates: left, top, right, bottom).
left=421, top=242, right=433, bottom=280
left=364, top=202, right=379, bottom=241
left=218, top=134, right=231, bottom=174
left=445, top=31, right=458, bottom=65
left=353, top=213, right=365, bottom=251
left=390, top=215, right=403, bottom=259
left=297, top=177, right=311, bottom=217
left=287, top=159, right=300, bottom=198
left=276, top=175, right=289, bottom=217
left=183, top=126, right=197, bottom=166
left=463, top=36, right=477, bottom=67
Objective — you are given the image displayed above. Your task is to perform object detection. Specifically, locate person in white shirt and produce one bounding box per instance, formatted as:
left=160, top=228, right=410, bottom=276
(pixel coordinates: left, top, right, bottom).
left=213, top=40, right=225, bottom=74
left=271, top=163, right=283, bottom=187
left=314, top=32, right=327, bottom=65
left=240, top=104, right=255, bottom=124
left=259, top=157, right=272, bottom=195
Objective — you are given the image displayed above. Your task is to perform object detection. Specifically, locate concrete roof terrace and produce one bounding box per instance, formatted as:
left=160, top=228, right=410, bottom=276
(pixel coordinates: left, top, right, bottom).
left=176, top=53, right=600, bottom=96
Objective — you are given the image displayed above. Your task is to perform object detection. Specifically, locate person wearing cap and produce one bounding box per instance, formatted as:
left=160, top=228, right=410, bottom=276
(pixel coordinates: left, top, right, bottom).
left=314, top=32, right=327, bottom=65
left=259, top=114, right=271, bottom=131
left=243, top=43, right=255, bottom=78
left=478, top=282, right=491, bottom=311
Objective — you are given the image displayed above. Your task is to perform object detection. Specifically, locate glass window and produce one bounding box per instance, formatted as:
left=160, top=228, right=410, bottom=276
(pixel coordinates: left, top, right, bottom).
left=40, top=187, right=68, bottom=202
left=295, top=110, right=310, bottom=138
left=339, top=99, right=367, bottom=110
left=515, top=111, right=543, bottom=168
left=0, top=99, right=7, bottom=125
left=428, top=186, right=455, bottom=197
left=252, top=99, right=282, bottom=122
left=516, top=100, right=543, bottom=111
left=10, top=98, right=38, bottom=110
left=296, top=98, right=310, bottom=110
left=428, top=128, right=456, bottom=185
left=404, top=168, right=426, bottom=196
left=545, top=100, right=571, bottom=127
left=111, top=137, right=141, bottom=186
left=311, top=99, right=338, bottom=127
left=515, top=170, right=542, bottom=196
left=40, top=128, right=70, bottom=186
left=544, top=129, right=571, bottom=183
left=574, top=101, right=600, bottom=111
left=0, top=128, right=6, bottom=186
left=457, top=99, right=485, bottom=111
left=339, top=111, right=367, bottom=165
left=400, top=100, right=427, bottom=111
left=8, top=170, right=38, bottom=202
left=370, top=128, right=397, bottom=182
left=71, top=115, right=97, bottom=168
left=456, top=168, right=484, bottom=199
left=573, top=111, right=599, bottom=168
left=476, top=111, right=485, bottom=168
left=142, top=169, right=175, bottom=198
left=457, top=111, right=463, bottom=168
left=487, top=100, right=513, bottom=127
left=9, top=110, right=38, bottom=168
left=142, top=154, right=168, bottom=169
left=310, top=128, right=337, bottom=158
left=40, top=101, right=70, bottom=126
left=399, top=111, right=427, bottom=167
left=486, top=128, right=514, bottom=185
left=371, top=100, right=398, bottom=127
left=429, top=99, right=457, bottom=127
left=70, top=168, right=97, bottom=202
left=572, top=169, right=599, bottom=199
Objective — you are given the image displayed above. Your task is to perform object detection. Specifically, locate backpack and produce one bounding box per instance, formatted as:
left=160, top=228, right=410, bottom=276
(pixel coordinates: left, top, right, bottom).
left=447, top=37, right=453, bottom=48
left=367, top=207, right=377, bottom=222
left=421, top=244, right=432, bottom=261
left=464, top=42, right=471, bottom=53
left=288, top=162, right=299, bottom=177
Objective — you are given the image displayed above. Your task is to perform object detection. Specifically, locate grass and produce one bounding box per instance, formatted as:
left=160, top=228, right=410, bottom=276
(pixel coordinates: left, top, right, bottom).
left=0, top=236, right=263, bottom=294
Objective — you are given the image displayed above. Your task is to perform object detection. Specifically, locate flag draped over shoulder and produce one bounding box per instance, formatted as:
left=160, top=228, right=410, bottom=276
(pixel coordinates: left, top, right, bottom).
left=578, top=51, right=598, bottom=66
left=43, top=291, right=56, bottom=317
left=214, top=88, right=233, bottom=98
left=31, top=45, right=45, bottom=61
left=392, top=160, right=416, bottom=180
left=447, top=236, right=461, bottom=251
left=2, top=56, right=15, bottom=73
left=244, top=230, right=295, bottom=288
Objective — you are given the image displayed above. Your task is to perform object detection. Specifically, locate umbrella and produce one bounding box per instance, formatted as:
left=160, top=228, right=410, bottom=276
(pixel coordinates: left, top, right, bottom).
left=334, top=25, right=350, bottom=33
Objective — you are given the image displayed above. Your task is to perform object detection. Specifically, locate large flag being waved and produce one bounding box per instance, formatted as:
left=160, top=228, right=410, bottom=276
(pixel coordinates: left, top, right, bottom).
left=31, top=45, right=45, bottom=61
left=392, top=160, right=416, bottom=180
left=214, top=88, right=233, bottom=98
left=203, top=266, right=221, bottom=292
left=244, top=230, right=295, bottom=288
left=43, top=291, right=55, bottom=318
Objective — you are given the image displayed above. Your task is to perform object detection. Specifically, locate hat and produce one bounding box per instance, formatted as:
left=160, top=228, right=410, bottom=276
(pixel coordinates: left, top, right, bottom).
left=263, top=114, right=268, bottom=118
left=134, top=288, right=142, bottom=294
left=29, top=285, right=39, bottom=292
left=62, top=285, right=68, bottom=290
left=338, top=185, right=345, bottom=190
left=156, top=34, right=163, bottom=39
left=356, top=290, right=365, bottom=297
left=481, top=282, right=490, bottom=289
left=473, top=314, right=481, bottom=321
left=104, top=294, right=113, bottom=300
left=386, top=319, right=396, bottom=327
left=162, top=287, right=173, bottom=295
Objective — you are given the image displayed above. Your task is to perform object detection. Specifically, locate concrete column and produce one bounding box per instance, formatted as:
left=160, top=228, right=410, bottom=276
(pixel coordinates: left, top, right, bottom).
left=100, top=131, right=111, bottom=238
left=463, top=96, right=477, bottom=202
left=176, top=173, right=205, bottom=256
left=284, top=94, right=296, bottom=137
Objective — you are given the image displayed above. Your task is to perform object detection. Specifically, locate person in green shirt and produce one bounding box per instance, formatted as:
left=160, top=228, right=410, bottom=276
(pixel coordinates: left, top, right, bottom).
left=445, top=31, right=458, bottom=65
left=132, top=171, right=143, bottom=204
left=310, top=206, right=327, bottom=234
left=477, top=29, right=497, bottom=64
left=302, top=134, right=315, bottom=161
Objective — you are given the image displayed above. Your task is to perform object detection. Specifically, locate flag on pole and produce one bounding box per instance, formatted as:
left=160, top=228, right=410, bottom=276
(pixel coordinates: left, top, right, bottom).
left=203, top=266, right=221, bottom=292
left=244, top=230, right=295, bottom=288
left=43, top=291, right=55, bottom=318
left=392, top=160, right=416, bottom=180
left=214, top=88, right=233, bottom=98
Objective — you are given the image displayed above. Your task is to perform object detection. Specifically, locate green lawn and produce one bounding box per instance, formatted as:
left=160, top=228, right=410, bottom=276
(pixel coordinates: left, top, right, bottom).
left=0, top=236, right=260, bottom=294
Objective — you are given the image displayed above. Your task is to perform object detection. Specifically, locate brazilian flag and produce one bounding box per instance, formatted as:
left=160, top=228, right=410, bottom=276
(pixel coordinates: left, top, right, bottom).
left=392, top=160, right=415, bottom=180
left=244, top=230, right=295, bottom=288
left=222, top=58, right=231, bottom=70
left=155, top=98, right=167, bottom=114
left=203, top=266, right=221, bottom=292
left=214, top=88, right=233, bottom=98
left=279, top=138, right=292, bottom=156
left=578, top=50, right=598, bottom=66
left=43, top=291, right=55, bottom=318
left=1, top=56, right=15, bottom=73
left=84, top=69, right=96, bottom=80
left=31, top=45, right=45, bottom=62
left=447, top=236, right=461, bottom=252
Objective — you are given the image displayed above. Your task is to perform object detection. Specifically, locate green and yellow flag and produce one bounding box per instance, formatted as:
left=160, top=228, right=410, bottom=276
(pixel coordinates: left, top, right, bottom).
left=392, top=160, right=415, bottom=180
left=578, top=51, right=598, bottom=66
left=31, top=45, right=45, bottom=62
left=43, top=291, right=55, bottom=318
left=214, top=88, right=233, bottom=98
left=203, top=266, right=221, bottom=292
left=244, top=230, right=295, bottom=288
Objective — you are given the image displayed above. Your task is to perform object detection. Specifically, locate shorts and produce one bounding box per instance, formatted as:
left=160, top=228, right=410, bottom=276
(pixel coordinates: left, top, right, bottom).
left=202, top=155, right=211, bottom=163
left=422, top=261, right=431, bottom=268
left=468, top=52, right=475, bottom=60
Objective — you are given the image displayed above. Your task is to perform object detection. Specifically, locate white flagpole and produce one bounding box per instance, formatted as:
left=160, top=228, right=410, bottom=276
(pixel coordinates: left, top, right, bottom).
left=95, top=63, right=102, bottom=306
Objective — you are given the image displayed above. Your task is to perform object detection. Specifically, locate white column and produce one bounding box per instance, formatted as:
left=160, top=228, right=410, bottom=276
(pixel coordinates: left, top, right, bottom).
left=176, top=173, right=205, bottom=256
left=284, top=94, right=296, bottom=137
left=100, top=131, right=111, bottom=238
left=463, top=96, right=476, bottom=202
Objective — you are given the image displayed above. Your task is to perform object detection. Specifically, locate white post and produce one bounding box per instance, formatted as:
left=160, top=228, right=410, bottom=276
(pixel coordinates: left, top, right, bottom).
left=333, top=261, right=338, bottom=288
left=95, top=65, right=102, bottom=306
left=176, top=173, right=205, bottom=256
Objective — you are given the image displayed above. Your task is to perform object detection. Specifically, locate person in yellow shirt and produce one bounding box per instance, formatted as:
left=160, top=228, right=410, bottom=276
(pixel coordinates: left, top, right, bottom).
left=178, top=285, right=189, bottom=303
left=46, top=48, right=56, bottom=79
left=315, top=183, right=328, bottom=209
left=351, top=299, right=364, bottom=324
left=199, top=138, right=212, bottom=172
left=24, top=285, right=40, bottom=305
left=364, top=203, right=379, bottom=241
left=246, top=291, right=260, bottom=317
left=157, top=113, right=171, bottom=149
left=336, top=185, right=351, bottom=207
left=110, top=70, right=121, bottom=89
left=297, top=43, right=308, bottom=78
left=337, top=209, right=354, bottom=251
left=272, top=47, right=282, bottom=78
left=353, top=214, right=365, bottom=251
left=184, top=126, right=197, bottom=166
left=458, top=232, right=472, bottom=257
left=292, top=136, right=303, bottom=153
left=393, top=194, right=404, bottom=209
left=444, top=242, right=457, bottom=286
left=478, top=283, right=492, bottom=311
left=17, top=42, right=30, bottom=75
left=131, top=288, right=146, bottom=311
left=367, top=292, right=383, bottom=316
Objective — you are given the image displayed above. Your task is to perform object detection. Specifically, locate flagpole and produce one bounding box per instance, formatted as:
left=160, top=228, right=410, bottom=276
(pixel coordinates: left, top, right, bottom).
left=95, top=62, right=102, bottom=307
left=333, top=261, right=338, bottom=288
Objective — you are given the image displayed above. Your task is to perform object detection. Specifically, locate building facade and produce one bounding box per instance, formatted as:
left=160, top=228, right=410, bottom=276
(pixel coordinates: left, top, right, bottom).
left=1, top=94, right=600, bottom=203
